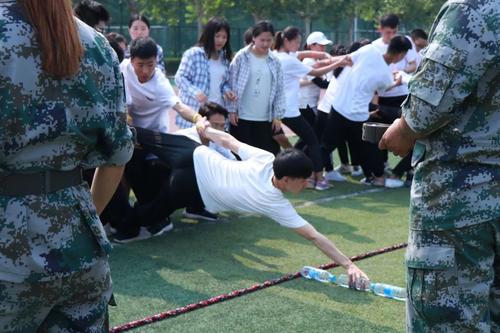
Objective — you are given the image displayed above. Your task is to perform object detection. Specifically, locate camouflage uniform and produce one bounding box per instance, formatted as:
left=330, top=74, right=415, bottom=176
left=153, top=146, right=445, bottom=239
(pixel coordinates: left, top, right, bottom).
left=0, top=1, right=134, bottom=332
left=401, top=0, right=500, bottom=331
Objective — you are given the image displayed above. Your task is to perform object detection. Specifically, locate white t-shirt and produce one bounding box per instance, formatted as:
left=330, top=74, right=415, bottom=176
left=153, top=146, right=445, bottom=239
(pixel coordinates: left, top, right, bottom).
left=372, top=36, right=417, bottom=97
left=208, top=58, right=225, bottom=105
left=299, top=57, right=321, bottom=108
left=274, top=51, right=312, bottom=118
left=330, top=44, right=393, bottom=122
left=239, top=53, right=272, bottom=121
left=193, top=144, right=309, bottom=228
left=121, top=59, right=179, bottom=133
left=174, top=126, right=235, bottom=160
left=318, top=73, right=345, bottom=114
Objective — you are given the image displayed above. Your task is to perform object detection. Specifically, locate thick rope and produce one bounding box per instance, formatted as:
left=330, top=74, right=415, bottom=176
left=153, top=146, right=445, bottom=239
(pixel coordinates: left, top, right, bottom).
left=110, top=242, right=407, bottom=332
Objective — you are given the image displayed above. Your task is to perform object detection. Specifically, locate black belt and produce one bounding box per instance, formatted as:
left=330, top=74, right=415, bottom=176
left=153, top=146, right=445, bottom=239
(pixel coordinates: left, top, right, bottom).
left=0, top=168, right=84, bottom=196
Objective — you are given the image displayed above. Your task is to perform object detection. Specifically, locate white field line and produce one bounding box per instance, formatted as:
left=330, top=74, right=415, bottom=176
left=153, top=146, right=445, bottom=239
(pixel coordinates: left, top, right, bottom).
left=295, top=188, right=385, bottom=209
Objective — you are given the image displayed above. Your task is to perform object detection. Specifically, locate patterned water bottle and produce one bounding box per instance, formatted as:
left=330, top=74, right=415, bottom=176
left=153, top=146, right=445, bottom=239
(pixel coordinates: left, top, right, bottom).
left=300, top=266, right=334, bottom=283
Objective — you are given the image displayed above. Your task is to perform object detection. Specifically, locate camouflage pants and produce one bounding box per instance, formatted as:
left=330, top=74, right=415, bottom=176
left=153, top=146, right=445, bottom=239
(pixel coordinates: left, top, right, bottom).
left=0, top=257, right=111, bottom=333
left=406, top=220, right=500, bottom=332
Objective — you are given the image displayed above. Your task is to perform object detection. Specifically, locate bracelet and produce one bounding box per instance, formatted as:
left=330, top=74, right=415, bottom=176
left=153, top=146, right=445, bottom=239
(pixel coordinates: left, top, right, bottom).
left=273, top=118, right=282, bottom=124
left=192, top=113, right=202, bottom=123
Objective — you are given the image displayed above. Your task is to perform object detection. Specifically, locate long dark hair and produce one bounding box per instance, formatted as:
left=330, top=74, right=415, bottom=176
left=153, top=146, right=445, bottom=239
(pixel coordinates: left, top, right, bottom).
left=273, top=26, right=300, bottom=50
left=198, top=16, right=232, bottom=61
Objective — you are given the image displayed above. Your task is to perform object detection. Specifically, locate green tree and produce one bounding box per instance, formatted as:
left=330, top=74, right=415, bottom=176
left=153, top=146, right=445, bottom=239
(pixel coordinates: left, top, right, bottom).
left=137, top=0, right=233, bottom=36
left=355, top=0, right=445, bottom=30
left=283, top=0, right=340, bottom=36
left=236, top=0, right=283, bottom=23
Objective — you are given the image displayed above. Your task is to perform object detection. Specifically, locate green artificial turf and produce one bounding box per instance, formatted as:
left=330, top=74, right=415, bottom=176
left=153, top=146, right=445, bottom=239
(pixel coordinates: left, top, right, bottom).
left=108, top=174, right=410, bottom=332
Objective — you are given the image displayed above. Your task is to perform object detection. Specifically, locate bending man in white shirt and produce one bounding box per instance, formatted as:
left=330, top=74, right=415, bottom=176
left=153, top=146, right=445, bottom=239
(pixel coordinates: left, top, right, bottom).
left=131, top=123, right=370, bottom=287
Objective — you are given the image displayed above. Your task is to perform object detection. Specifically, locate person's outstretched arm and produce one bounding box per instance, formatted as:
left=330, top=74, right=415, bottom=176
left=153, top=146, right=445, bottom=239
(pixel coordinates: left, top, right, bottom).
left=293, top=223, right=370, bottom=288
left=202, top=127, right=242, bottom=154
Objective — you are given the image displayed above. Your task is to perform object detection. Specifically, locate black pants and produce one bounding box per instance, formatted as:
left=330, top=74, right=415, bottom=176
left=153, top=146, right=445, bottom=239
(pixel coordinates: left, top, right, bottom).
left=338, top=142, right=349, bottom=165
left=124, top=148, right=170, bottom=205
left=83, top=169, right=131, bottom=228
left=299, top=106, right=316, bottom=128
left=229, top=119, right=280, bottom=155
left=119, top=129, right=205, bottom=233
left=314, top=111, right=333, bottom=172
left=322, top=108, right=365, bottom=173
left=378, top=95, right=407, bottom=164
left=283, top=115, right=323, bottom=173
left=296, top=106, right=316, bottom=151
left=378, top=95, right=410, bottom=174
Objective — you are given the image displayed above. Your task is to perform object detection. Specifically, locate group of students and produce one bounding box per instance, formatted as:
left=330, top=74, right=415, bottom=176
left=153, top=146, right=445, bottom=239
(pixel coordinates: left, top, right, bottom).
left=2, top=0, right=498, bottom=332
left=174, top=15, right=429, bottom=190
left=70, top=0, right=431, bottom=242
left=1, top=2, right=372, bottom=331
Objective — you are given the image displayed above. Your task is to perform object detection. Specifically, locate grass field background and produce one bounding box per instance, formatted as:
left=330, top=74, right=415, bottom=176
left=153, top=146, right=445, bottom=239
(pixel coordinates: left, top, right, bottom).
left=108, top=158, right=411, bottom=333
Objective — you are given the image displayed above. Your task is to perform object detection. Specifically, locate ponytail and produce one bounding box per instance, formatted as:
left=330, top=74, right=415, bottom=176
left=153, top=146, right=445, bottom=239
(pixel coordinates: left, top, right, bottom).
left=21, top=0, right=84, bottom=79
left=272, top=26, right=300, bottom=51
left=272, top=31, right=284, bottom=50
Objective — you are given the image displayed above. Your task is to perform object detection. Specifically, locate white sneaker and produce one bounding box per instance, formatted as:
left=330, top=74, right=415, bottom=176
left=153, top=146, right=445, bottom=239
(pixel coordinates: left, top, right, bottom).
left=385, top=178, right=405, bottom=188
left=324, top=170, right=347, bottom=182
left=334, top=164, right=352, bottom=174
left=351, top=166, right=363, bottom=177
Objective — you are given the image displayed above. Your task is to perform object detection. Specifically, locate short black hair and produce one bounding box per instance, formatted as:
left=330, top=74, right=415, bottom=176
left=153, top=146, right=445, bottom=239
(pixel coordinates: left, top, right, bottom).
left=411, top=28, right=428, bottom=41
left=387, top=35, right=412, bottom=55
left=198, top=102, right=228, bottom=119
left=74, top=0, right=110, bottom=27
left=107, top=32, right=127, bottom=46
left=380, top=13, right=399, bottom=29
left=273, top=149, right=313, bottom=180
left=129, top=14, right=151, bottom=29
left=252, top=20, right=275, bottom=38
left=107, top=39, right=124, bottom=62
left=130, top=37, right=158, bottom=59
left=106, top=32, right=126, bottom=62
left=330, top=44, right=346, bottom=56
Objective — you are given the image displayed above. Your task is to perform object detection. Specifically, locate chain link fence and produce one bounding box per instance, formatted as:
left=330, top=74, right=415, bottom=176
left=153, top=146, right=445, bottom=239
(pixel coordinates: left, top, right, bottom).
left=109, top=25, right=379, bottom=74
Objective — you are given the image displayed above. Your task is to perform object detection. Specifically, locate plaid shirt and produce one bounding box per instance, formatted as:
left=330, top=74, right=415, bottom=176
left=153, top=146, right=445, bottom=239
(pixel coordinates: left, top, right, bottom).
left=175, top=46, right=230, bottom=128
left=228, top=45, right=286, bottom=121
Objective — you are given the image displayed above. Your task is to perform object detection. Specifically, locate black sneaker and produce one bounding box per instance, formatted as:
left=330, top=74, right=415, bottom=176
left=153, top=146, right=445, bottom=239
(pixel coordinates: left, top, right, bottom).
left=146, top=218, right=174, bottom=237
left=183, top=208, right=218, bottom=221
left=113, top=227, right=151, bottom=244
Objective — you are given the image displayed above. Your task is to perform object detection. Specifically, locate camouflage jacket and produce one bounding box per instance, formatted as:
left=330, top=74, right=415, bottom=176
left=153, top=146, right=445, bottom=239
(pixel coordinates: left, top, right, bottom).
left=0, top=0, right=134, bottom=282
left=402, top=0, right=500, bottom=231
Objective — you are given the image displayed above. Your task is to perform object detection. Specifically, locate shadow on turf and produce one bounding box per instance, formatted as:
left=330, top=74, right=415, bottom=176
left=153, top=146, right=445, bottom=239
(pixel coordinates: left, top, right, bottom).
left=109, top=187, right=409, bottom=326
left=300, top=213, right=375, bottom=244
left=109, top=214, right=379, bottom=307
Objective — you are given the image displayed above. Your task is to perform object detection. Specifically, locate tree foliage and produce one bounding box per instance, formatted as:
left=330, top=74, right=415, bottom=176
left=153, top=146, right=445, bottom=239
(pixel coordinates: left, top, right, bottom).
left=137, top=0, right=233, bottom=35
left=131, top=0, right=445, bottom=38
